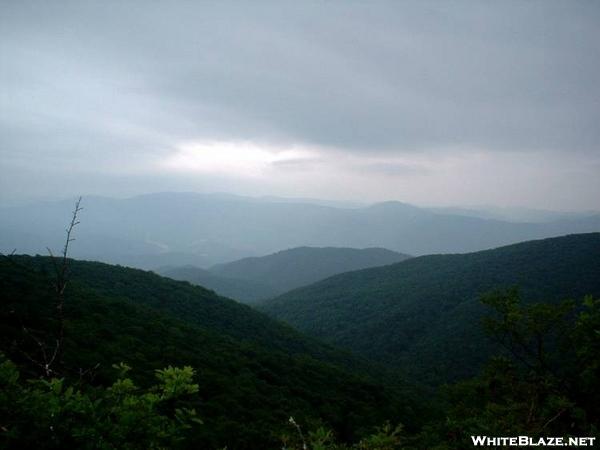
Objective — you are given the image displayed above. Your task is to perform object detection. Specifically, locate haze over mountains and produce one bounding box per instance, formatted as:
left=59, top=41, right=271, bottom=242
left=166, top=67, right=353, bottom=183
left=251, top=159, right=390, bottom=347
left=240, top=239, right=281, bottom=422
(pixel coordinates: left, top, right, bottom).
left=426, top=205, right=600, bottom=223
left=159, top=247, right=410, bottom=302
left=157, top=265, right=278, bottom=303
left=1, top=192, right=599, bottom=270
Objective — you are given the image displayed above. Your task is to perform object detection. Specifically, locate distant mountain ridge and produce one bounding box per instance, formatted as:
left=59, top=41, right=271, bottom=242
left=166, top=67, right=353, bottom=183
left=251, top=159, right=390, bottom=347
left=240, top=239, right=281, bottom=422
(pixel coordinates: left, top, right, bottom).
left=158, top=246, right=409, bottom=302
left=427, top=205, right=600, bottom=223
left=1, top=192, right=599, bottom=269
left=156, top=265, right=278, bottom=302
left=259, top=233, right=600, bottom=384
left=213, top=246, right=410, bottom=298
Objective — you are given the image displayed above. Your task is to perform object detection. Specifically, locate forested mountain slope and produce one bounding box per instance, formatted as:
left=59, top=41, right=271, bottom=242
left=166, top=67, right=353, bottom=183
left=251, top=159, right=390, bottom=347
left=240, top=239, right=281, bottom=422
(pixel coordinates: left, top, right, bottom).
left=0, top=256, right=421, bottom=449
left=208, top=246, right=410, bottom=297
left=260, top=233, right=600, bottom=384
left=35, top=257, right=370, bottom=368
left=156, top=265, right=277, bottom=303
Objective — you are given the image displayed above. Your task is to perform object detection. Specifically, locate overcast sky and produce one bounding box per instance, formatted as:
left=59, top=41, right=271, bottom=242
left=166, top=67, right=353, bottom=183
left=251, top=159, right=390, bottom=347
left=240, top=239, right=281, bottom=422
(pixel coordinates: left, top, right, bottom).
left=1, top=1, right=599, bottom=209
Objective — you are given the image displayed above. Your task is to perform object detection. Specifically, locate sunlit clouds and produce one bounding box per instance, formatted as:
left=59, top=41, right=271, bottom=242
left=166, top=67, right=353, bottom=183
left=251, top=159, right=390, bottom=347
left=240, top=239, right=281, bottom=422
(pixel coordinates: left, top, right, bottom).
left=1, top=2, right=599, bottom=209
left=162, top=141, right=318, bottom=177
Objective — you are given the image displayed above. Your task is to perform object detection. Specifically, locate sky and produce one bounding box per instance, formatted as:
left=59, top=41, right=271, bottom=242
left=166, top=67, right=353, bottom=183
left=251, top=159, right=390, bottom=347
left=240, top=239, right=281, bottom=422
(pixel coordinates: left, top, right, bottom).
left=1, top=1, right=599, bottom=210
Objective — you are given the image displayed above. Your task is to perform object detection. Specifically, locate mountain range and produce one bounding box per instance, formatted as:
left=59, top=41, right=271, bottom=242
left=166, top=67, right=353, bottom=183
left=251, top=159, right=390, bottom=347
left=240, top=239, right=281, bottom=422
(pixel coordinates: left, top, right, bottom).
left=259, top=233, right=600, bottom=384
left=3, top=221, right=599, bottom=446
left=1, top=192, right=599, bottom=269
left=159, top=246, right=410, bottom=302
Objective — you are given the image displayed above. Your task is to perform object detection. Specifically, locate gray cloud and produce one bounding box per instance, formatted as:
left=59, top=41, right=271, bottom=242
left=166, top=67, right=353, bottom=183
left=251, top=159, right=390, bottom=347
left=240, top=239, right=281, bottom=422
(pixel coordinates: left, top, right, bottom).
left=1, top=1, right=599, bottom=208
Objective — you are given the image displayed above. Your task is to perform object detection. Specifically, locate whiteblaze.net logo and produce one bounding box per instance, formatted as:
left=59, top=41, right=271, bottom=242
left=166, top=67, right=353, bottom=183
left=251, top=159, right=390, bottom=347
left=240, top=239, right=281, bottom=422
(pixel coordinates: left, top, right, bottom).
left=471, top=436, right=596, bottom=447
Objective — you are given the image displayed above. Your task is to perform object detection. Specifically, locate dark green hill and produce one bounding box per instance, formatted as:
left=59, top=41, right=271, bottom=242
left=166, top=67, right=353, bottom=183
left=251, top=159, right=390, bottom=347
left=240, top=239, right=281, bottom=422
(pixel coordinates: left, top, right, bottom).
left=156, top=265, right=278, bottom=303
left=210, top=246, right=411, bottom=295
left=259, top=233, right=600, bottom=384
left=0, top=256, right=421, bottom=449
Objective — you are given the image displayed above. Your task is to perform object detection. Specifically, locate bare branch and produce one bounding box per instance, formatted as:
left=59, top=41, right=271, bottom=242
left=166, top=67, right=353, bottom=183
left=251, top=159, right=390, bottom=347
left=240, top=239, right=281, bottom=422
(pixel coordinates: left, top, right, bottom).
left=5, top=197, right=84, bottom=378
left=38, top=196, right=84, bottom=376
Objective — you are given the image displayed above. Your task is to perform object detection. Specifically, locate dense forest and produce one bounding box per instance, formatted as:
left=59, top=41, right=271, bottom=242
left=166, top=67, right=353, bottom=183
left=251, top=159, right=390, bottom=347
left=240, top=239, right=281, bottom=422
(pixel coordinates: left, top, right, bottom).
left=260, top=233, right=600, bottom=384
left=1, top=242, right=599, bottom=448
left=1, top=228, right=599, bottom=448
left=0, top=255, right=425, bottom=449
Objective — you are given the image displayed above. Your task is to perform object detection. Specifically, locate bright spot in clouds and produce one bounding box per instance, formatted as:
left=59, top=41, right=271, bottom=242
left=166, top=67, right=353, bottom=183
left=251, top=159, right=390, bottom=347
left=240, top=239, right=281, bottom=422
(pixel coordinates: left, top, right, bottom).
left=163, top=141, right=318, bottom=177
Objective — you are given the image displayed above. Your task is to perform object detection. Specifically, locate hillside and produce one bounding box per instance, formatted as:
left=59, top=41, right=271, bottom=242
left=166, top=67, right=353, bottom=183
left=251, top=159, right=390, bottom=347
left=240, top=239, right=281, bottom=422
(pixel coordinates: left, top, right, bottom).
left=1, top=193, right=599, bottom=269
left=208, top=246, right=411, bottom=297
left=0, top=255, right=423, bottom=449
left=259, top=233, right=600, bottom=384
left=156, top=265, right=277, bottom=303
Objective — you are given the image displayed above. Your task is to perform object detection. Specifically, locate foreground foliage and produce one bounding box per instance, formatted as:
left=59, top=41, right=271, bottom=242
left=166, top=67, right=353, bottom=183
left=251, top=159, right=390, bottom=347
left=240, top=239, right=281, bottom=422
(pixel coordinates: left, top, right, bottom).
left=417, top=291, right=600, bottom=449
left=0, top=359, right=201, bottom=449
